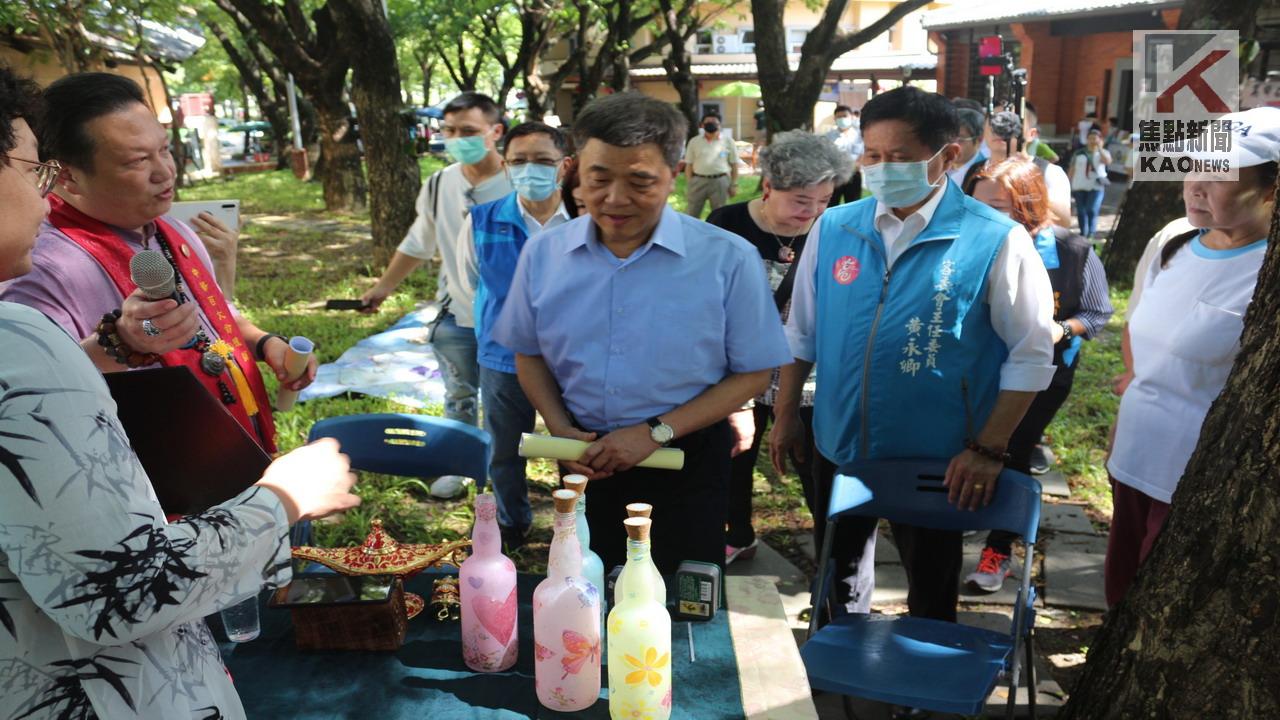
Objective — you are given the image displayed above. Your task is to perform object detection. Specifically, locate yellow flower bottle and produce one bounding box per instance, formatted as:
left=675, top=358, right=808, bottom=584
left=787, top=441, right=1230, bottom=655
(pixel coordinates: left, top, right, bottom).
left=607, top=517, right=672, bottom=719
left=612, top=503, right=665, bottom=608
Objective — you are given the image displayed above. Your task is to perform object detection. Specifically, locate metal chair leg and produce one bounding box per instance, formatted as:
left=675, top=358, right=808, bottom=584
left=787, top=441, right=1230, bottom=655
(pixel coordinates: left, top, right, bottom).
left=1004, top=654, right=1020, bottom=720
left=1025, top=629, right=1038, bottom=720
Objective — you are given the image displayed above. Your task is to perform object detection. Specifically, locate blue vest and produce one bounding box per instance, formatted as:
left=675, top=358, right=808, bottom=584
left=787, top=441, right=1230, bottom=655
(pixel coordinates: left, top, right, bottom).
left=472, top=193, right=529, bottom=373
left=813, top=182, right=1014, bottom=465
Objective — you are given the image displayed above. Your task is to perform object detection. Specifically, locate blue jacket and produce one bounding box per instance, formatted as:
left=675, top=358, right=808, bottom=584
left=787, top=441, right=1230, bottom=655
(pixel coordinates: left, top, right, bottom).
left=812, top=182, right=1015, bottom=465
left=472, top=193, right=530, bottom=373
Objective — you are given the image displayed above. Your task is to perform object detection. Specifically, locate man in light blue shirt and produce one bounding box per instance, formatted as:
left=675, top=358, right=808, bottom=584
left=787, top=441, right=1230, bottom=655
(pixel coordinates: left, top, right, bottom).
left=492, top=92, right=792, bottom=573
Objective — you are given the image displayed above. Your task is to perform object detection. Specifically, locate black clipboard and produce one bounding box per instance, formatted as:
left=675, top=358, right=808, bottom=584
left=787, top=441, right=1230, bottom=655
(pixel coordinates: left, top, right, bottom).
left=104, top=366, right=272, bottom=515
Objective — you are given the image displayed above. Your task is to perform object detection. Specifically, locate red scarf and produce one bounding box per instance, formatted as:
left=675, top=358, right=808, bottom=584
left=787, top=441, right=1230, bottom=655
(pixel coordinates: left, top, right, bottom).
left=48, top=195, right=277, bottom=453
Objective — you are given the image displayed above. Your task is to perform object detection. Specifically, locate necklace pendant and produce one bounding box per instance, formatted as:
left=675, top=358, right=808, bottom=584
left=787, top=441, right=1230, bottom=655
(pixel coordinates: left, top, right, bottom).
left=201, top=350, right=227, bottom=377
left=778, top=245, right=796, bottom=263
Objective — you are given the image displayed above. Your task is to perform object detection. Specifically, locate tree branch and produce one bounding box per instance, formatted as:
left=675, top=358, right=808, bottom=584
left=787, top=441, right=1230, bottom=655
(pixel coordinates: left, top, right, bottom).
left=828, top=0, right=932, bottom=58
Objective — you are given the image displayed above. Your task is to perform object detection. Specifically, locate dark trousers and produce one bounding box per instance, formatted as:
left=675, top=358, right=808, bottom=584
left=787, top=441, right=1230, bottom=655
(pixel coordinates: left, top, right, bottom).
left=814, top=453, right=964, bottom=622
left=579, top=420, right=731, bottom=576
left=828, top=171, right=863, bottom=207
left=986, top=366, right=1076, bottom=554
left=726, top=404, right=816, bottom=548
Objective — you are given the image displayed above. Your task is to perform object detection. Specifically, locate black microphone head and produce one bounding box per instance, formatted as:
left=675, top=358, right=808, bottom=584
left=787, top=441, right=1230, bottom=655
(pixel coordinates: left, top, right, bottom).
left=130, top=249, right=176, bottom=299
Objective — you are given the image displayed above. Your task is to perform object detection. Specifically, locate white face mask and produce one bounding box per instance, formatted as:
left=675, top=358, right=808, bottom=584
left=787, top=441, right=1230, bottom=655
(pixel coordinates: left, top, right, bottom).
left=861, top=148, right=945, bottom=208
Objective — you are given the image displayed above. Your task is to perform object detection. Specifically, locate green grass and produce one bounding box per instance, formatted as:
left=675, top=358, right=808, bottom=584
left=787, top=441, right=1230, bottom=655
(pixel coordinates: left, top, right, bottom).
left=211, top=161, right=1126, bottom=563
left=180, top=156, right=447, bottom=216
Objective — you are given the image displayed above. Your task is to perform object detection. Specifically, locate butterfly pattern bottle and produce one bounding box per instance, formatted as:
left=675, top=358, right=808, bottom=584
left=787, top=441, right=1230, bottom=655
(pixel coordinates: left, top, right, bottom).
left=534, top=489, right=602, bottom=711
left=561, top=476, right=606, bottom=629
left=459, top=493, right=519, bottom=672
left=608, top=517, right=672, bottom=720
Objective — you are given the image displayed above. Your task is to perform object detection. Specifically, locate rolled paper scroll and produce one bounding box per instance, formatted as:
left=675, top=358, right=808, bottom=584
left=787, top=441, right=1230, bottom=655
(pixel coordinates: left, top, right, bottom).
left=518, top=433, right=685, bottom=471
left=274, top=336, right=314, bottom=412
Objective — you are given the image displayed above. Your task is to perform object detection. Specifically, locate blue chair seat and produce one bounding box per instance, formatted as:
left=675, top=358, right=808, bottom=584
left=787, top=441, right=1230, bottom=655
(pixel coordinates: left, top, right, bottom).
left=802, top=614, right=1012, bottom=715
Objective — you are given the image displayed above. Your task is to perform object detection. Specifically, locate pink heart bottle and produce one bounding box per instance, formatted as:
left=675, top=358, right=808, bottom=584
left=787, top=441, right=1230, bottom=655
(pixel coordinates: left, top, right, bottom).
left=460, top=494, right=519, bottom=672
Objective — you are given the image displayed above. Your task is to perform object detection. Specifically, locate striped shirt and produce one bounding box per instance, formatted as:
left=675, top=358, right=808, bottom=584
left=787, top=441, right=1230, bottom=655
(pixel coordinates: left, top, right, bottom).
left=1074, top=249, right=1114, bottom=338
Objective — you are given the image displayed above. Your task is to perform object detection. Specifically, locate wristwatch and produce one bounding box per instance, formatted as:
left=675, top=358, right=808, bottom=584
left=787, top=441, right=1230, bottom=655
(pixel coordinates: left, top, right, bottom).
left=646, top=416, right=675, bottom=446
left=1059, top=320, right=1075, bottom=342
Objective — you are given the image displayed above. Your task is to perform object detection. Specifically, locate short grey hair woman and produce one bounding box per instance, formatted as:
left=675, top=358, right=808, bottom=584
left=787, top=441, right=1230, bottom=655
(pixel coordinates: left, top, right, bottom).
left=704, top=129, right=852, bottom=564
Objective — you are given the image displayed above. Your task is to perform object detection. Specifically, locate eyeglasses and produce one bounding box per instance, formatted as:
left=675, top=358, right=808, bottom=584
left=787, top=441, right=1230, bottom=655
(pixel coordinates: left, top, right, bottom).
left=9, top=156, right=62, bottom=196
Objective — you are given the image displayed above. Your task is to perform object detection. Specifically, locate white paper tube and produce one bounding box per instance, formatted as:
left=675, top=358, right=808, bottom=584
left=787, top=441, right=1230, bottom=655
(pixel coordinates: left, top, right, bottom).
left=274, top=336, right=314, bottom=412
left=518, top=433, right=685, bottom=470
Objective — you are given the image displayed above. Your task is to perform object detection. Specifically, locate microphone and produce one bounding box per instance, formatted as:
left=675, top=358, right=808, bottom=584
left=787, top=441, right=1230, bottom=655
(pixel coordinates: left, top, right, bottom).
left=129, top=249, right=196, bottom=348
left=129, top=250, right=180, bottom=302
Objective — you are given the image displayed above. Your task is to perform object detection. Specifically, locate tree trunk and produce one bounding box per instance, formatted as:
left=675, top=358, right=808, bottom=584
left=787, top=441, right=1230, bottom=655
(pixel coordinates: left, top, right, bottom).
left=1100, top=183, right=1183, bottom=286
left=1100, top=0, right=1261, bottom=285
left=203, top=17, right=296, bottom=173
left=330, top=0, right=421, bottom=265
left=655, top=0, right=701, bottom=138
left=217, top=0, right=361, bottom=211
left=751, top=0, right=930, bottom=134
left=1059, top=175, right=1280, bottom=718
left=419, top=59, right=434, bottom=108
left=313, top=97, right=367, bottom=212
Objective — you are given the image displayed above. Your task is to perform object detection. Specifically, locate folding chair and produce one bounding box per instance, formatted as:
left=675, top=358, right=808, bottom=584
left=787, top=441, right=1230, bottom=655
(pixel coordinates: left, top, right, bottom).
left=800, top=458, right=1041, bottom=720
left=291, top=413, right=492, bottom=547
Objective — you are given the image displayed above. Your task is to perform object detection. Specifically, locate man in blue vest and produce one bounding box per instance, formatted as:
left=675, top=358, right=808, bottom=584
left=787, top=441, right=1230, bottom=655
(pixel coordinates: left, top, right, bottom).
left=770, top=86, right=1056, bottom=621
left=456, top=122, right=573, bottom=550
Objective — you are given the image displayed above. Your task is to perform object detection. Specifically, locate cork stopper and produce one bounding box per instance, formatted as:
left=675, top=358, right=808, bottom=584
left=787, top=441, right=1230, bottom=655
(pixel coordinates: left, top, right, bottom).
left=624, top=516, right=652, bottom=541
left=625, top=502, right=653, bottom=519
left=563, top=475, right=588, bottom=496
left=553, top=489, right=579, bottom=514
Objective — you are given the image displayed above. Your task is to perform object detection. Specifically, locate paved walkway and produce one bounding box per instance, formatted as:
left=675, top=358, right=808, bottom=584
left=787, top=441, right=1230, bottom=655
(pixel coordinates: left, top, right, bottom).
left=727, top=470, right=1105, bottom=719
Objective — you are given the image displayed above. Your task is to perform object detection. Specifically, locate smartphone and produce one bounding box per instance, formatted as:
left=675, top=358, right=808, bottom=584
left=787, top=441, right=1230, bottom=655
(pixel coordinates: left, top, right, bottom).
left=168, top=200, right=241, bottom=231
left=269, top=574, right=396, bottom=608
left=325, top=299, right=369, bottom=311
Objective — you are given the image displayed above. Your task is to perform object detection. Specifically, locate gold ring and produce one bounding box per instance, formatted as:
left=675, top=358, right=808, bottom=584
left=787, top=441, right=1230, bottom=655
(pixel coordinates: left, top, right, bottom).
left=973, top=483, right=986, bottom=490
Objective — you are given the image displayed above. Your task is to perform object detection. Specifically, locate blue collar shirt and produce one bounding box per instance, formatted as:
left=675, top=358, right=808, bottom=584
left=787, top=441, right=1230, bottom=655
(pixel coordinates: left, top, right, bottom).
left=491, top=205, right=792, bottom=431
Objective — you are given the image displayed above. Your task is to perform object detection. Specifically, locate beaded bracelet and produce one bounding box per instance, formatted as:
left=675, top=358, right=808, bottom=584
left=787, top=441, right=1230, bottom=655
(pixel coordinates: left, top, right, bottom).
left=964, top=438, right=1011, bottom=464
left=96, top=310, right=161, bottom=368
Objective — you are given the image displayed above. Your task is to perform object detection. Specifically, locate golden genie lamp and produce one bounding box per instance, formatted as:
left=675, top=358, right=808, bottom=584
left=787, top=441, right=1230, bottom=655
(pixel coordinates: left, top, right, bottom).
left=292, top=519, right=470, bottom=619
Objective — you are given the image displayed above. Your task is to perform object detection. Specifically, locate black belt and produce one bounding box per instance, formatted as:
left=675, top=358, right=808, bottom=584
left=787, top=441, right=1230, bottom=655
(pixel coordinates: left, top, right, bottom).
left=693, top=173, right=727, bottom=179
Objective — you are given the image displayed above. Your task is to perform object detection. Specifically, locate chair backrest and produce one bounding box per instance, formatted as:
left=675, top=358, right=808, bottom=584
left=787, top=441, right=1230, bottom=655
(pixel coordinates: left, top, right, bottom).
left=830, top=458, right=1040, bottom=543
left=307, top=413, right=491, bottom=481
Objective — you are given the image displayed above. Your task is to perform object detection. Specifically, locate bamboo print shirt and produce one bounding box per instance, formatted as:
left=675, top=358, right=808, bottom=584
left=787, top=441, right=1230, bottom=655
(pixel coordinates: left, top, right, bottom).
left=0, top=302, right=292, bottom=719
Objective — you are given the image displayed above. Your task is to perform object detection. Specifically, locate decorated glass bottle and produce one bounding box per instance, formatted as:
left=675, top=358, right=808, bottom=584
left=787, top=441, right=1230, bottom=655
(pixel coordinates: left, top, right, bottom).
left=612, top=503, right=665, bottom=607
left=607, top=518, right=673, bottom=719
left=562, top=475, right=606, bottom=623
left=459, top=492, right=518, bottom=672
left=534, top=489, right=602, bottom=711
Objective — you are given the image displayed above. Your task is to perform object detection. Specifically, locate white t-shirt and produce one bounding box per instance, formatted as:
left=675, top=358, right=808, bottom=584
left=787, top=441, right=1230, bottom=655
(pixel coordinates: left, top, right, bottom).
left=396, top=163, right=513, bottom=327
left=1069, top=150, right=1108, bottom=191
left=1108, top=233, right=1267, bottom=503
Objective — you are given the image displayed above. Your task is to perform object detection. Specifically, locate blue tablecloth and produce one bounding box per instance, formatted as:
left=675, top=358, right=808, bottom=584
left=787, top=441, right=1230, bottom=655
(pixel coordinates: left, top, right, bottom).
left=217, top=573, right=744, bottom=719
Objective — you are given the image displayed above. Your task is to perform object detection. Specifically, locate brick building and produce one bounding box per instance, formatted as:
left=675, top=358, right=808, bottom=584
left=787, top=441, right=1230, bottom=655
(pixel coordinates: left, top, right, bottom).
left=922, top=0, right=1184, bottom=139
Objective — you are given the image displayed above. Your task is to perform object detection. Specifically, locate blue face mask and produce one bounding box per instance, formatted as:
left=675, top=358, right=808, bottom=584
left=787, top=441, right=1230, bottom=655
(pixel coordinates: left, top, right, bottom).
left=836, top=117, right=854, bottom=130
left=861, top=148, right=945, bottom=208
left=445, top=136, right=490, bottom=165
left=508, top=162, right=561, bottom=202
